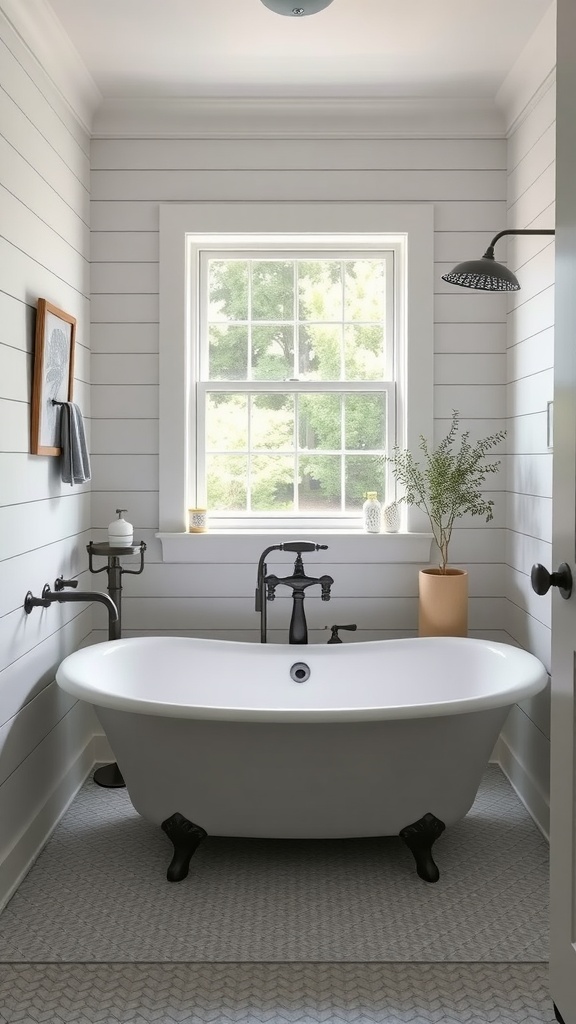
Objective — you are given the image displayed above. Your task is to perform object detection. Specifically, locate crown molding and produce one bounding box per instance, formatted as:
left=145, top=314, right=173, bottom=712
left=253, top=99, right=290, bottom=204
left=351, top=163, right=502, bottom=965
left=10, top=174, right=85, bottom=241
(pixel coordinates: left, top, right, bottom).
left=496, top=2, right=556, bottom=137
left=0, top=0, right=101, bottom=134
left=92, top=96, right=505, bottom=140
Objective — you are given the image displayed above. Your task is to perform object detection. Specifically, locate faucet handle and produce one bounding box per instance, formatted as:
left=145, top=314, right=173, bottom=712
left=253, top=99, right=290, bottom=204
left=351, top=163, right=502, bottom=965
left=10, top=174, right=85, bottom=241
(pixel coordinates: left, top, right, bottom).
left=266, top=578, right=278, bottom=601
left=54, top=575, right=79, bottom=591
left=319, top=574, right=334, bottom=601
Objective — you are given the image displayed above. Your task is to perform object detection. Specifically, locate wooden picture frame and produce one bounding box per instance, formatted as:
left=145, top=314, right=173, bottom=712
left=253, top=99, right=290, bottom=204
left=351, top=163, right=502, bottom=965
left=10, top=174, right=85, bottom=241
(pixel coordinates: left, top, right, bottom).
left=30, top=299, right=76, bottom=456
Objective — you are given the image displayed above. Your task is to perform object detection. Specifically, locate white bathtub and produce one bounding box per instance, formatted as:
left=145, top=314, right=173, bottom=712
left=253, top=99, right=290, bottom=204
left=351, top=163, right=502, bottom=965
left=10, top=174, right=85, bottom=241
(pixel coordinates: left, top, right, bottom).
left=56, top=635, right=547, bottom=882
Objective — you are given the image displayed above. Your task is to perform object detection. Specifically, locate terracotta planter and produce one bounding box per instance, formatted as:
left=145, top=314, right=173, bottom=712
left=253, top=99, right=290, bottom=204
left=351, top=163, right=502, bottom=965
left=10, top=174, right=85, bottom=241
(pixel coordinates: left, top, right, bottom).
left=418, top=567, right=468, bottom=637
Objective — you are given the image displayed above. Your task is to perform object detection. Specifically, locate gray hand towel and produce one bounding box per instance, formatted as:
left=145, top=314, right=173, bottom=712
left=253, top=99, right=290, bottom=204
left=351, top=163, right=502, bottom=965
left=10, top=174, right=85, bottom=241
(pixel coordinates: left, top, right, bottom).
left=60, top=402, right=91, bottom=485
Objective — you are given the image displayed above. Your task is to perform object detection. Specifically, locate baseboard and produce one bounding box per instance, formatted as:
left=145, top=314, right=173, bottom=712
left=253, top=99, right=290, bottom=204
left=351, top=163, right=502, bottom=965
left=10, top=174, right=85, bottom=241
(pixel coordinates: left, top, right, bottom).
left=0, top=735, right=101, bottom=913
left=492, top=735, right=550, bottom=840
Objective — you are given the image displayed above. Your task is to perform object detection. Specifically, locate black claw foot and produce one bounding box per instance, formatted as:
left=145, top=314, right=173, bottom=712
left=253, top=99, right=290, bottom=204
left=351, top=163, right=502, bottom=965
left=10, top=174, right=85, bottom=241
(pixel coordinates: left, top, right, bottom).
left=161, top=813, right=207, bottom=882
left=399, top=811, right=446, bottom=883
left=93, top=762, right=125, bottom=788
left=554, top=1004, right=566, bottom=1024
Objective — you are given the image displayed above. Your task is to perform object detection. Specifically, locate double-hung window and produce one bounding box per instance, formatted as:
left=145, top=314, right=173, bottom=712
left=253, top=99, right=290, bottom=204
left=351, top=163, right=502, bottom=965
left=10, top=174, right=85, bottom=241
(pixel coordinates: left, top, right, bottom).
left=158, top=203, right=433, bottom=541
left=195, top=247, right=396, bottom=528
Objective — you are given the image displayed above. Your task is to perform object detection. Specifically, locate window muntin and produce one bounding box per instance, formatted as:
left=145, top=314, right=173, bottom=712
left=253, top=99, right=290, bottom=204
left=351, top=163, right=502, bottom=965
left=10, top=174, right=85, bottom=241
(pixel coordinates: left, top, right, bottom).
left=195, top=250, right=396, bottom=523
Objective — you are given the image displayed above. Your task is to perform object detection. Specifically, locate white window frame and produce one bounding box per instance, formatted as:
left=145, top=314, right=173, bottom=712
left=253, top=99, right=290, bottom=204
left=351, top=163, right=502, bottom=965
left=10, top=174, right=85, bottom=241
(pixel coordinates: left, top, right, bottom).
left=196, top=243, right=398, bottom=528
left=158, top=203, right=434, bottom=555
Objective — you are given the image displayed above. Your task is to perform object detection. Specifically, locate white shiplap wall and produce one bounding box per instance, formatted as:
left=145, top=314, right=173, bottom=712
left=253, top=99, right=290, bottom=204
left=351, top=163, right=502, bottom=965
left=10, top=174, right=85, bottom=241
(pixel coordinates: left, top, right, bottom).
left=90, top=126, right=509, bottom=644
left=497, top=7, right=556, bottom=835
left=0, top=7, right=97, bottom=906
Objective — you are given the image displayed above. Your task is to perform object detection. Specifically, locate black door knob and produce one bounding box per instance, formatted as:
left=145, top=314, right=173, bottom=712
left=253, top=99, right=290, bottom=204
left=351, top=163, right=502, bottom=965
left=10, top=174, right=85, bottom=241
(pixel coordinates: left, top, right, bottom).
left=530, top=563, right=573, bottom=600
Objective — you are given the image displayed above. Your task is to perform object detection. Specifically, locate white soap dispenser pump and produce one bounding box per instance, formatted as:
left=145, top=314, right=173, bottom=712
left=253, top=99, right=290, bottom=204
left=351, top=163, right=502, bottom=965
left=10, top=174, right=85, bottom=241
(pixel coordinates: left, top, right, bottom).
left=108, top=509, right=133, bottom=548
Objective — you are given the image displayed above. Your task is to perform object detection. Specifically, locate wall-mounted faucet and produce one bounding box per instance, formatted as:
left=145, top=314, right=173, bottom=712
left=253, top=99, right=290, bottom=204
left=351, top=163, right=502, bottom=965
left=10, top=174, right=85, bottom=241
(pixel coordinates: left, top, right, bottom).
left=24, top=582, right=119, bottom=640
left=255, top=542, right=333, bottom=644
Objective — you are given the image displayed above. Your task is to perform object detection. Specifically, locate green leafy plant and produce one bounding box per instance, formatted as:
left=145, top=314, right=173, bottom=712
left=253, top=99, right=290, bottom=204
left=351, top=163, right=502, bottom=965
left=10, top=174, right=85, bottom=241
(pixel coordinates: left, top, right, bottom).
left=386, top=411, right=506, bottom=573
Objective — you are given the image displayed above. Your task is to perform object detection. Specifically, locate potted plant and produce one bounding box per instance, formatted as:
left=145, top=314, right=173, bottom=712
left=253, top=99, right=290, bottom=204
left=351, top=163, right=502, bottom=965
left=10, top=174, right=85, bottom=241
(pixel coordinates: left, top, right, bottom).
left=387, top=411, right=506, bottom=636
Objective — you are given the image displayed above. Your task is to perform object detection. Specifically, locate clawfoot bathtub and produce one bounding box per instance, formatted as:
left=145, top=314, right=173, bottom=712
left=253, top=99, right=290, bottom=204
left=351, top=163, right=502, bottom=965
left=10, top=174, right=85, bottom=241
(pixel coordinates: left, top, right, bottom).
left=56, top=636, right=547, bottom=883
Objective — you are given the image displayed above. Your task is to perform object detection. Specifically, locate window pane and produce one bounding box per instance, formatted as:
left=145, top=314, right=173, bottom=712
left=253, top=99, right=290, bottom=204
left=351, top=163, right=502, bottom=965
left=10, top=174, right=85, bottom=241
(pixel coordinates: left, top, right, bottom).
left=344, top=325, right=386, bottom=380
left=298, top=455, right=341, bottom=512
left=252, top=261, right=294, bottom=321
left=251, top=325, right=294, bottom=380
left=251, top=394, right=294, bottom=451
left=344, top=260, right=386, bottom=322
left=208, top=325, right=248, bottom=380
left=345, top=393, right=387, bottom=450
left=207, top=455, right=248, bottom=511
left=299, top=325, right=342, bottom=380
left=298, top=393, right=341, bottom=450
left=206, top=394, right=248, bottom=451
left=251, top=455, right=294, bottom=511
left=298, top=261, right=342, bottom=322
left=345, top=455, right=386, bottom=511
left=208, top=260, right=248, bottom=321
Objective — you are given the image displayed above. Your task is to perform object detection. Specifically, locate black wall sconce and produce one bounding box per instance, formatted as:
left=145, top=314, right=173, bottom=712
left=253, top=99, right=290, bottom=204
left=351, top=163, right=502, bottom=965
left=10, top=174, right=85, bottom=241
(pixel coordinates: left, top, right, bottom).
left=442, top=228, right=555, bottom=291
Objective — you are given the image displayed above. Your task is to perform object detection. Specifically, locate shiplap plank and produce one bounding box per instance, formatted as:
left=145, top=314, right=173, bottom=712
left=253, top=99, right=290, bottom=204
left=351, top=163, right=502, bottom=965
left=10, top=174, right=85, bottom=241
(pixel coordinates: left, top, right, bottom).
left=435, top=292, right=507, bottom=324
left=120, top=560, right=504, bottom=601
left=507, top=123, right=555, bottom=207
left=506, top=600, right=551, bottom=672
left=0, top=293, right=34, bottom=354
left=0, top=455, right=90, bottom=518
left=508, top=242, right=555, bottom=313
left=91, top=294, right=158, bottom=324
left=508, top=286, right=555, bottom=342
left=507, top=328, right=554, bottom=378
left=91, top=262, right=158, bottom=295
left=507, top=492, right=552, bottom=542
left=508, top=162, right=556, bottom=225
left=0, top=345, right=30, bottom=403
left=0, top=399, right=28, bottom=452
left=0, top=189, right=89, bottom=295
left=0, top=239, right=90, bottom=334
left=506, top=530, right=552, bottom=576
left=0, top=609, right=91, bottom=729
left=434, top=322, right=506, bottom=354
left=434, top=353, right=505, bottom=385
left=0, top=87, right=89, bottom=209
left=91, top=322, right=159, bottom=354
left=91, top=232, right=159, bottom=263
left=508, top=453, right=552, bottom=499
left=90, top=454, right=158, bottom=491
left=435, top=384, right=506, bottom=418
left=507, top=79, right=556, bottom=174
left=0, top=494, right=91, bottom=562
left=507, top=368, right=554, bottom=418
left=0, top=29, right=90, bottom=165
left=91, top=138, right=507, bottom=172
left=91, top=168, right=506, bottom=203
left=91, top=385, right=159, bottom=419
left=507, top=411, right=549, bottom=455
left=0, top=137, right=89, bottom=248
left=91, top=354, right=158, bottom=386
left=91, top=491, right=159, bottom=530
left=90, top=418, right=158, bottom=455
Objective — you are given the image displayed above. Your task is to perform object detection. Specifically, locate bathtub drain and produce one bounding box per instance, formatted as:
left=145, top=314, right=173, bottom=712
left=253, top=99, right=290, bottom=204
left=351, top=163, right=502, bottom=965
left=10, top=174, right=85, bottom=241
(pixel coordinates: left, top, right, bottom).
left=290, top=662, right=310, bottom=683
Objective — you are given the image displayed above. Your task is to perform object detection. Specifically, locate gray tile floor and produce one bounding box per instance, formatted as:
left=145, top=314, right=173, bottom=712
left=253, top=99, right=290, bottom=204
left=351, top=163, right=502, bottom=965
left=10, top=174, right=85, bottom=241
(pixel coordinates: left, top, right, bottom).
left=0, top=963, right=556, bottom=1023
left=0, top=765, right=548, bottom=962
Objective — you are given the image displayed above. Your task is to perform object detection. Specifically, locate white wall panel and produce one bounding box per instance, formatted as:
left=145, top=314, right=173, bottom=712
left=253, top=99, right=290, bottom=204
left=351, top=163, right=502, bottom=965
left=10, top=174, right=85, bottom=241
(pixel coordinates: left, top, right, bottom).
left=0, top=11, right=93, bottom=896
left=503, top=48, right=556, bottom=815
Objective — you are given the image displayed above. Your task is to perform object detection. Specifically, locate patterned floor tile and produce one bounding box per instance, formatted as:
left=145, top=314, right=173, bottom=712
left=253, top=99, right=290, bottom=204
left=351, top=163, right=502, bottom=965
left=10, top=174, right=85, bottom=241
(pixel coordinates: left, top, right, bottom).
left=0, top=766, right=548, bottom=962
left=0, top=963, right=556, bottom=1023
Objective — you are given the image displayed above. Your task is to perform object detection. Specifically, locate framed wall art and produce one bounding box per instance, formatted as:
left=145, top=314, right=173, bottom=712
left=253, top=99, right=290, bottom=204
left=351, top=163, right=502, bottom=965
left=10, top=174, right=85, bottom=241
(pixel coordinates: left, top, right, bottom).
left=30, top=299, right=76, bottom=456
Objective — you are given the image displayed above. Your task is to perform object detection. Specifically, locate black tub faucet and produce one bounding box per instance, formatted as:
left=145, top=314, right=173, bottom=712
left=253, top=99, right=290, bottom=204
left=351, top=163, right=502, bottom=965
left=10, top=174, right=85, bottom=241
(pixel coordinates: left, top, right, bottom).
left=255, top=542, right=333, bottom=644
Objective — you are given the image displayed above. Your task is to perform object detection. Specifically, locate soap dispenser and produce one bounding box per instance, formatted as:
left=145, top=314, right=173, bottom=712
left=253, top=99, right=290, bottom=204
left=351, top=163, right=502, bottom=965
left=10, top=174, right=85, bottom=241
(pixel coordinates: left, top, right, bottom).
left=108, top=509, right=133, bottom=548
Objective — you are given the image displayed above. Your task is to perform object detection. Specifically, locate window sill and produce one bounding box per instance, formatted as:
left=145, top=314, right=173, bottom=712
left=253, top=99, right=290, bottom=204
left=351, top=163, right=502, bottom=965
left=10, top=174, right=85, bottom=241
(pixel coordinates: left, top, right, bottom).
left=156, top=531, right=433, bottom=564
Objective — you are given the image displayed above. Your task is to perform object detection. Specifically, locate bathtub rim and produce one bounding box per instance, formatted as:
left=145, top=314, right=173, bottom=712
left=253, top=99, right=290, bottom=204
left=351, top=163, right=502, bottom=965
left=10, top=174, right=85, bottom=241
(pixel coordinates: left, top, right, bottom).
left=55, top=635, right=548, bottom=723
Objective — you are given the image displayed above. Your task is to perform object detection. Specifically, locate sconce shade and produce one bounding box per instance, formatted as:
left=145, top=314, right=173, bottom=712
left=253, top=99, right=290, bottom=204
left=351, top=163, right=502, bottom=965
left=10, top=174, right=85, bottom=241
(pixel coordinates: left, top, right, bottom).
left=260, top=0, right=335, bottom=14
left=441, top=255, right=520, bottom=291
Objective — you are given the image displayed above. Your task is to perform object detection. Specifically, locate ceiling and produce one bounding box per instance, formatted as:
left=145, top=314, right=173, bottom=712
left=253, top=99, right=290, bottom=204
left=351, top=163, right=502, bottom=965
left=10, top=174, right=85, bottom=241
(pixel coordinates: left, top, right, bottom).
left=46, top=0, right=553, bottom=101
